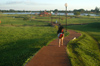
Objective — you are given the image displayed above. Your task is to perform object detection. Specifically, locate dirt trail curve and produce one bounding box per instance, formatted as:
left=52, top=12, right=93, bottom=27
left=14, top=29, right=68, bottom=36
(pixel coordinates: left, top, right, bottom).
left=25, top=30, right=81, bottom=66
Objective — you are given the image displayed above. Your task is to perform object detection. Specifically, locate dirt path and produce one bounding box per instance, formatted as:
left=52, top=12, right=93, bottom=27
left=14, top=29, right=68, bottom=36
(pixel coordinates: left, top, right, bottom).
left=25, top=30, right=81, bottom=66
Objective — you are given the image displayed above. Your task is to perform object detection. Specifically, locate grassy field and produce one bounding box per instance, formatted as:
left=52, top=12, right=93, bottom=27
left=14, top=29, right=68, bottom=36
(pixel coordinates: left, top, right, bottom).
left=0, top=14, right=49, bottom=26
left=0, top=14, right=59, bottom=66
left=0, top=14, right=100, bottom=66
left=1, top=14, right=100, bottom=25
left=65, top=23, right=100, bottom=66
left=0, top=26, right=58, bottom=66
left=34, top=15, right=100, bottom=25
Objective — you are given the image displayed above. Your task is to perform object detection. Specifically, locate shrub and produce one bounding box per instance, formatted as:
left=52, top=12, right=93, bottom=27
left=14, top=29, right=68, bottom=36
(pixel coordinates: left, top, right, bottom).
left=23, top=17, right=30, bottom=20
left=87, top=14, right=90, bottom=16
left=74, top=12, right=81, bottom=16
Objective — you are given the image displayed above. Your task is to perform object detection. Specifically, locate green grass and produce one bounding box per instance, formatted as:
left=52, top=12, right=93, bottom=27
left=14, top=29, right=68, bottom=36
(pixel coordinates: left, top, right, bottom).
left=0, top=26, right=58, bottom=66
left=0, top=14, right=50, bottom=26
left=34, top=16, right=100, bottom=25
left=67, top=23, right=100, bottom=45
left=0, top=14, right=59, bottom=66
left=67, top=17, right=100, bottom=24
left=65, top=23, right=100, bottom=66
left=67, top=32, right=100, bottom=66
left=1, top=14, right=100, bottom=25
left=0, top=14, right=70, bottom=66
left=0, top=14, right=100, bottom=66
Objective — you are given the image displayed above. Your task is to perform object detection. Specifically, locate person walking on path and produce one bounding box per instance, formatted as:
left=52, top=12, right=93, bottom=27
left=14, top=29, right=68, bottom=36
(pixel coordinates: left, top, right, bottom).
left=57, top=24, right=64, bottom=47
left=25, top=30, right=81, bottom=66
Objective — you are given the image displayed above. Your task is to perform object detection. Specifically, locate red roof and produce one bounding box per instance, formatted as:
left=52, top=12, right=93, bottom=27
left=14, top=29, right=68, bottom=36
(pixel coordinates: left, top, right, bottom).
left=40, top=11, right=49, bottom=15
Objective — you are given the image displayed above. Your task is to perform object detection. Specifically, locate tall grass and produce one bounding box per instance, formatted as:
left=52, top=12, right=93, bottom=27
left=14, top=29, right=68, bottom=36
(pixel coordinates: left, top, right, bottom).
left=0, top=14, right=70, bottom=66
left=66, top=23, right=100, bottom=66
left=0, top=26, right=57, bottom=66
left=67, top=32, right=100, bottom=66
left=67, top=23, right=100, bottom=46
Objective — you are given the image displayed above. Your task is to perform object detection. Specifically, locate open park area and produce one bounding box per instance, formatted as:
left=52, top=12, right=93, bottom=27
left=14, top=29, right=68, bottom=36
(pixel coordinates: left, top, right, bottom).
left=0, top=13, right=100, bottom=66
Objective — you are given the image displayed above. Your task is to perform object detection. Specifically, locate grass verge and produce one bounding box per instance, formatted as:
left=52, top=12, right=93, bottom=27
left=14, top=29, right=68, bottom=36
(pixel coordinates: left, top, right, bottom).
left=67, top=31, right=100, bottom=66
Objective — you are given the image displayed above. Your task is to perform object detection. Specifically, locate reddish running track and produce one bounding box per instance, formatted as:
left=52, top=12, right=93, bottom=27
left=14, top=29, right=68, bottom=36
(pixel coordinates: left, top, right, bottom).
left=25, top=30, right=81, bottom=66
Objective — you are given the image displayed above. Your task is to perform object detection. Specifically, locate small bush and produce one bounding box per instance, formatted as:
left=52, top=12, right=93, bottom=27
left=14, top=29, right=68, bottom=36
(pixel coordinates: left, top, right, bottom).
left=74, top=12, right=81, bottom=16
left=23, top=17, right=30, bottom=20
left=87, top=14, right=90, bottom=17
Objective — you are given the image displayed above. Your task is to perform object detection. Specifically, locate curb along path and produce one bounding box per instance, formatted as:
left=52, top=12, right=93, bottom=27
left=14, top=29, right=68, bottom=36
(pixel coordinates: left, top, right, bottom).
left=26, top=30, right=81, bottom=66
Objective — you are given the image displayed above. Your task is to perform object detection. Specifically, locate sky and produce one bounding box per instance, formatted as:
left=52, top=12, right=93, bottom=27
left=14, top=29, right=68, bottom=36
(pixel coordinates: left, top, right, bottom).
left=0, top=0, right=100, bottom=11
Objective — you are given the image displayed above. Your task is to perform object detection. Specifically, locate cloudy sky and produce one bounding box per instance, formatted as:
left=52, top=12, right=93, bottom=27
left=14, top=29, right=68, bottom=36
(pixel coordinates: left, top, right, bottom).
left=0, top=0, right=99, bottom=10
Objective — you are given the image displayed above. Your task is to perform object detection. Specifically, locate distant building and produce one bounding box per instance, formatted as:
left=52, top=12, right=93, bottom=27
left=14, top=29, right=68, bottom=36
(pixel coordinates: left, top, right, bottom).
left=39, top=11, right=51, bottom=16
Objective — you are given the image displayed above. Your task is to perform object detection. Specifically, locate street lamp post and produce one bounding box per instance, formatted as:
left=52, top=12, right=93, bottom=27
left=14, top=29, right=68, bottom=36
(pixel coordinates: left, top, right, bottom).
left=65, top=3, right=67, bottom=30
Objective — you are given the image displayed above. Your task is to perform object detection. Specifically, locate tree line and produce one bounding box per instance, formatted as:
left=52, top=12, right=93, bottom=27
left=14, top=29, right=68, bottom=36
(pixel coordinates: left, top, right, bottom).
left=54, top=7, right=100, bottom=14
left=73, top=7, right=100, bottom=14
left=0, top=7, right=100, bottom=14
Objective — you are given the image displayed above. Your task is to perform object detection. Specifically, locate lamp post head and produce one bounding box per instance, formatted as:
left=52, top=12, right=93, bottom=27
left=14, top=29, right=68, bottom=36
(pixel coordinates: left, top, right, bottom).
left=65, top=3, right=67, bottom=7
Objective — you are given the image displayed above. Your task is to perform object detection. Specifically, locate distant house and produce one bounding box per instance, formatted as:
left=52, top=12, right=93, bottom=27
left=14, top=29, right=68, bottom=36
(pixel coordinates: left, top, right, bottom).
left=39, top=11, right=51, bottom=16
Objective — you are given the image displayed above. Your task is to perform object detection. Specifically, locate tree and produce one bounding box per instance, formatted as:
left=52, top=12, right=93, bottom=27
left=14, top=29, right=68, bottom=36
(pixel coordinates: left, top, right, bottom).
left=9, top=9, right=15, bottom=12
left=73, top=9, right=78, bottom=12
left=73, top=9, right=85, bottom=13
left=54, top=9, right=58, bottom=13
left=95, top=7, right=99, bottom=13
left=79, top=9, right=85, bottom=13
left=91, top=9, right=95, bottom=13
left=74, top=12, right=81, bottom=16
